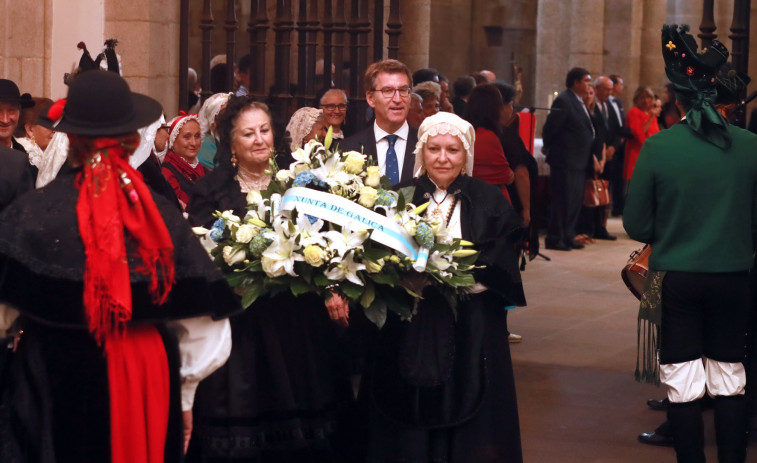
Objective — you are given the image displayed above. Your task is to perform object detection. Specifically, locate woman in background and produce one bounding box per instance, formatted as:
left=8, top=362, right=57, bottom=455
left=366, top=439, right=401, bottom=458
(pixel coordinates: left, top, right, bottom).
left=162, top=112, right=205, bottom=210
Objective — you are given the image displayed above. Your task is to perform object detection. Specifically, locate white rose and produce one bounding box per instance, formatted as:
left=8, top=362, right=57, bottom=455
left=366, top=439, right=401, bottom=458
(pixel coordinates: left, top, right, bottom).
left=276, top=169, right=292, bottom=182
left=222, top=246, right=246, bottom=265
left=365, top=165, right=381, bottom=187
left=343, top=151, right=366, bottom=174
left=235, top=224, right=259, bottom=243
left=303, top=245, right=325, bottom=267
left=358, top=186, right=378, bottom=208
left=261, top=255, right=286, bottom=277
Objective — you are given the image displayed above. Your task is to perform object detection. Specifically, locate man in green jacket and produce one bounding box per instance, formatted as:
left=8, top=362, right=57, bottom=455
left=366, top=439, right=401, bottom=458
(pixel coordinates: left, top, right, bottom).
left=624, top=25, right=757, bottom=463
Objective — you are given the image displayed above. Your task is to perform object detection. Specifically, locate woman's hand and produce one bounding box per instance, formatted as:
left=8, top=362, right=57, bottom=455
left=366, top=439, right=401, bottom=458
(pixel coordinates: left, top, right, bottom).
left=593, top=155, right=602, bottom=173
left=325, top=291, right=349, bottom=327
left=183, top=410, right=193, bottom=454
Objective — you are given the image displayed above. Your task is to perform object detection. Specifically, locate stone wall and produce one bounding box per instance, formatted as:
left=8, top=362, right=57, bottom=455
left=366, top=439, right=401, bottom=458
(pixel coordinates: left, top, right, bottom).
left=0, top=0, right=51, bottom=98
left=106, top=0, right=181, bottom=117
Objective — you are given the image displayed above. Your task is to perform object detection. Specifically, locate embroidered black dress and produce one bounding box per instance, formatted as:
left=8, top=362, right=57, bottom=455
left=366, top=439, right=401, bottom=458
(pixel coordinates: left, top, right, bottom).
left=186, top=170, right=345, bottom=463
left=365, top=174, right=526, bottom=463
left=0, top=168, right=240, bottom=462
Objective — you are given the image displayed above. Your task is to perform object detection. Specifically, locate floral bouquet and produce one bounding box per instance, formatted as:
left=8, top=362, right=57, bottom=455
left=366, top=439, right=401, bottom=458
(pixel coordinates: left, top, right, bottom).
left=193, top=129, right=479, bottom=327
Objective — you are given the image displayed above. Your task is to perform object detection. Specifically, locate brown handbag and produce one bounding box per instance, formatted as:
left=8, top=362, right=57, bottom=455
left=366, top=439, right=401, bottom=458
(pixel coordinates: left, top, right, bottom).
left=621, top=244, right=651, bottom=299
left=583, top=176, right=611, bottom=207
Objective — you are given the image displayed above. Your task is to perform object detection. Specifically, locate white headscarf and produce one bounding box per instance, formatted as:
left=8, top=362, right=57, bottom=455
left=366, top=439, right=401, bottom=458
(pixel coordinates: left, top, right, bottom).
left=285, top=107, right=322, bottom=152
left=130, top=115, right=165, bottom=169
left=30, top=132, right=70, bottom=189
left=413, top=112, right=475, bottom=177
left=167, top=113, right=200, bottom=150
left=198, top=92, right=233, bottom=135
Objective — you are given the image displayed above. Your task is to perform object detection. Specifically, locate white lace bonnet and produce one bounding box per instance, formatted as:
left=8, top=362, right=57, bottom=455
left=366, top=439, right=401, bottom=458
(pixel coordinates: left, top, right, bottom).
left=167, top=112, right=200, bottom=150
left=286, top=107, right=323, bottom=152
left=413, top=111, right=475, bottom=177
left=198, top=92, right=233, bottom=135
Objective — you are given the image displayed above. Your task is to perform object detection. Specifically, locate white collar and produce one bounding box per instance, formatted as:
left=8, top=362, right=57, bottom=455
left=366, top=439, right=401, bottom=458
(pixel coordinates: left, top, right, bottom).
left=374, top=120, right=409, bottom=142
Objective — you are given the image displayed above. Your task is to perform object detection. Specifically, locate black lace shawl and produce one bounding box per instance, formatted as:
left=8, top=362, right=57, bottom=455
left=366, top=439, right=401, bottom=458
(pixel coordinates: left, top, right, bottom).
left=0, top=168, right=240, bottom=327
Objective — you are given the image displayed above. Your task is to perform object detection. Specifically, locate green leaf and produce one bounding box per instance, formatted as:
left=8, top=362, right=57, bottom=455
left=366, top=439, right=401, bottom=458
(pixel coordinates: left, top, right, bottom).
left=340, top=281, right=364, bottom=300
left=226, top=271, right=250, bottom=287
left=241, top=280, right=265, bottom=308
left=289, top=278, right=311, bottom=296
left=298, top=264, right=314, bottom=284
left=368, top=271, right=396, bottom=286
left=448, top=273, right=476, bottom=287
left=363, top=299, right=387, bottom=329
left=314, top=273, right=330, bottom=287
left=360, top=280, right=376, bottom=308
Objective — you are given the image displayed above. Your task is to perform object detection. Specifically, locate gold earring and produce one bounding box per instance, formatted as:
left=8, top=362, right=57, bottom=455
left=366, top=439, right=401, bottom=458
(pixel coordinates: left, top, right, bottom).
left=460, top=166, right=466, bottom=175
left=231, top=153, right=237, bottom=167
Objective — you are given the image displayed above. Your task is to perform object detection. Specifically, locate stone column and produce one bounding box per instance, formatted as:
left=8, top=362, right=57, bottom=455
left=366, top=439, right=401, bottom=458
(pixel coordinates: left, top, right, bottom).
left=0, top=0, right=49, bottom=98
left=535, top=0, right=571, bottom=115
left=428, top=0, right=473, bottom=84
left=639, top=0, right=667, bottom=92
left=602, top=0, right=642, bottom=107
left=398, top=0, right=431, bottom=72
left=535, top=0, right=604, bottom=134
left=106, top=0, right=181, bottom=116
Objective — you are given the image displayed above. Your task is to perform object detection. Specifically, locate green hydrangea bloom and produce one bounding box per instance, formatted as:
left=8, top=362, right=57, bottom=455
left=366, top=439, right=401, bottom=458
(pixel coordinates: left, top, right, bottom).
left=414, top=222, right=435, bottom=249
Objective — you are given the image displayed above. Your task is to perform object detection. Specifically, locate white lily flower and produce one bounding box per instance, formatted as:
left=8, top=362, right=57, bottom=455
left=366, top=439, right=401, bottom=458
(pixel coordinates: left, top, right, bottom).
left=324, top=250, right=366, bottom=285
left=295, top=213, right=327, bottom=247
left=246, top=190, right=263, bottom=206
left=428, top=250, right=454, bottom=271
left=310, top=150, right=353, bottom=186
left=323, top=222, right=369, bottom=256
left=261, top=236, right=304, bottom=277
left=192, top=226, right=210, bottom=236
left=220, top=210, right=241, bottom=223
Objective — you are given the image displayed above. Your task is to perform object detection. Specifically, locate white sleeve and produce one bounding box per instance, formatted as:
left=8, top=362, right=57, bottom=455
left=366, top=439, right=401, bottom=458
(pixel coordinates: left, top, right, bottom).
left=167, top=316, right=232, bottom=411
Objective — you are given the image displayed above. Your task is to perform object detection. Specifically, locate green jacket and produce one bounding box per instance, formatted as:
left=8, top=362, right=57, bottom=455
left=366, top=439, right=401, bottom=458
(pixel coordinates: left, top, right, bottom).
left=623, top=122, right=757, bottom=272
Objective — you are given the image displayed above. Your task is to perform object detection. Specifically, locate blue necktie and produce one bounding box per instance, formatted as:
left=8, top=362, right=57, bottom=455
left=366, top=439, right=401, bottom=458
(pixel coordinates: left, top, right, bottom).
left=385, top=134, right=400, bottom=186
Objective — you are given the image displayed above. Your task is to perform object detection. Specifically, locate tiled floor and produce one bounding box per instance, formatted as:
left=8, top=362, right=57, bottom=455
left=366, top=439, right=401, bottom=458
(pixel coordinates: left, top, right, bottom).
left=510, top=218, right=749, bottom=462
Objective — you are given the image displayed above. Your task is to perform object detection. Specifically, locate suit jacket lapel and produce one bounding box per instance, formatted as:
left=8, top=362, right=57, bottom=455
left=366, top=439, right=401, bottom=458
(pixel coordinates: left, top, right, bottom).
left=400, top=127, right=418, bottom=182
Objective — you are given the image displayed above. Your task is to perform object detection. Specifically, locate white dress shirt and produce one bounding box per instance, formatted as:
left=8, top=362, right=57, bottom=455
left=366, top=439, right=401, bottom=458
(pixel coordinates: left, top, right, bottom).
left=373, top=121, right=409, bottom=177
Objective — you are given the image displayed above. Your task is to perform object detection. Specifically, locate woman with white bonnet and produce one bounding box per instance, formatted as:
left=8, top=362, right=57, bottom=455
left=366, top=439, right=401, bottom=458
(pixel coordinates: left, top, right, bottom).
left=365, top=111, right=526, bottom=463
left=285, top=106, right=328, bottom=152
left=197, top=92, right=233, bottom=170
left=162, top=112, right=205, bottom=210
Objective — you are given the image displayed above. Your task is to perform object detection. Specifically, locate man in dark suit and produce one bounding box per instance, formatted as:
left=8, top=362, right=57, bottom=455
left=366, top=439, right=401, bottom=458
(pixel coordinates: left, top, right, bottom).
left=341, top=59, right=418, bottom=186
left=0, top=145, right=33, bottom=212
left=542, top=67, right=595, bottom=251
left=592, top=75, right=622, bottom=240
left=608, top=74, right=626, bottom=215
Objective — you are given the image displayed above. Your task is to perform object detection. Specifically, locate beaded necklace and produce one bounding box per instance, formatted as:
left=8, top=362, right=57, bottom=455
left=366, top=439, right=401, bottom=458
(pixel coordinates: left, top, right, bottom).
left=428, top=190, right=458, bottom=227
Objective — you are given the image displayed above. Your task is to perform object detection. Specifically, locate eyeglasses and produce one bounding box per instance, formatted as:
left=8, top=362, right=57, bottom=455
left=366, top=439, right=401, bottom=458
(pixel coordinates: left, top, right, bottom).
left=321, top=103, right=348, bottom=111
left=373, top=86, right=412, bottom=98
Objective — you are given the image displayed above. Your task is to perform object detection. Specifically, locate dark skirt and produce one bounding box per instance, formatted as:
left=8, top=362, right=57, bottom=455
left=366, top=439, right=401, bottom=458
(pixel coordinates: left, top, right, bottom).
left=365, top=291, right=523, bottom=463
left=188, top=292, right=344, bottom=462
left=0, top=319, right=183, bottom=463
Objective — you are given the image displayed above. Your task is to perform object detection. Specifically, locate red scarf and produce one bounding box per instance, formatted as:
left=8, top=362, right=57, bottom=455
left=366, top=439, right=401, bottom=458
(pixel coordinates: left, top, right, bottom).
left=164, top=150, right=206, bottom=183
left=75, top=136, right=175, bottom=344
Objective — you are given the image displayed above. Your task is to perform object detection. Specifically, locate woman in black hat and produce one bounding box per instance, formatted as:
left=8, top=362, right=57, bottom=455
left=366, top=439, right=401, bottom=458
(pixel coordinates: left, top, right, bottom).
left=0, top=70, right=240, bottom=463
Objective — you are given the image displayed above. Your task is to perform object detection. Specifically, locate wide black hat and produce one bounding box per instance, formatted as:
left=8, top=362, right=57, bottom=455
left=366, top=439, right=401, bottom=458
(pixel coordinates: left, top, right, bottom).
left=0, top=79, right=35, bottom=108
left=662, top=24, right=729, bottom=88
left=40, top=70, right=162, bottom=136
